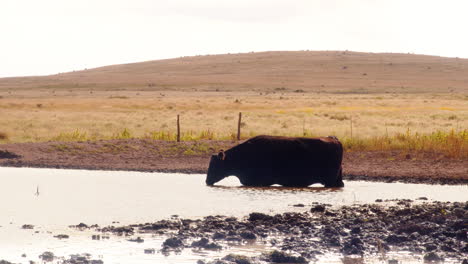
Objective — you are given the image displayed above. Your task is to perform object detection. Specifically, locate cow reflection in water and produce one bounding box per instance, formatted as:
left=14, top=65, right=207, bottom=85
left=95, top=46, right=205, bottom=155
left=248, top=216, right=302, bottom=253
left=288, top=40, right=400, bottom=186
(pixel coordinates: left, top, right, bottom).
left=206, top=135, right=344, bottom=188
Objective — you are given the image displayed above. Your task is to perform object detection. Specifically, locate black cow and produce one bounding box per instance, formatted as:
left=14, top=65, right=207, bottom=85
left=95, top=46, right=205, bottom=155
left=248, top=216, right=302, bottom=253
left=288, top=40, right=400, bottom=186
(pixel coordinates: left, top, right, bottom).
left=206, top=135, right=344, bottom=187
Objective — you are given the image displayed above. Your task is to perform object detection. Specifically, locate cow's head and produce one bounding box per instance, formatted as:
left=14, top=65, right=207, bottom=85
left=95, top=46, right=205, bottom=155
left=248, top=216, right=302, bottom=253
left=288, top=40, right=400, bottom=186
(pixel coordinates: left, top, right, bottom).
left=206, top=150, right=228, bottom=186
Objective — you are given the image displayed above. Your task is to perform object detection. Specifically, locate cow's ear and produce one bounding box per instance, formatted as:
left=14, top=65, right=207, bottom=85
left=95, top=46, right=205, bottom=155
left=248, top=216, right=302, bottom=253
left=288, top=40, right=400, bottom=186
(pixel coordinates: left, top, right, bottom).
left=218, top=150, right=226, bottom=160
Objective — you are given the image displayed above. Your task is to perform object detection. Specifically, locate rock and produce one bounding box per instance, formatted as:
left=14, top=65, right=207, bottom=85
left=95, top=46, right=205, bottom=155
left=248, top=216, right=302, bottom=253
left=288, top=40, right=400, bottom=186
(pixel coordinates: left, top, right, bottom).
left=385, top=235, right=408, bottom=244
left=191, top=238, right=222, bottom=250
left=54, top=234, right=69, bottom=239
left=263, top=250, right=307, bottom=263
left=424, top=243, right=437, bottom=251
left=21, top=224, right=34, bottom=229
left=77, top=223, right=88, bottom=228
left=387, top=260, right=398, bottom=264
left=423, top=252, right=443, bottom=262
left=222, top=254, right=255, bottom=264
left=248, top=212, right=273, bottom=221
left=212, top=232, right=226, bottom=240
left=144, top=248, right=155, bottom=254
left=163, top=237, right=184, bottom=248
left=240, top=231, right=256, bottom=240
left=293, top=204, right=305, bottom=207
left=0, top=260, right=14, bottom=264
left=62, top=254, right=103, bottom=264
left=39, top=251, right=55, bottom=262
left=375, top=199, right=383, bottom=202
left=351, top=227, right=361, bottom=234
left=92, top=235, right=100, bottom=240
left=311, top=205, right=326, bottom=213
left=128, top=237, right=144, bottom=243
left=452, top=208, right=466, bottom=218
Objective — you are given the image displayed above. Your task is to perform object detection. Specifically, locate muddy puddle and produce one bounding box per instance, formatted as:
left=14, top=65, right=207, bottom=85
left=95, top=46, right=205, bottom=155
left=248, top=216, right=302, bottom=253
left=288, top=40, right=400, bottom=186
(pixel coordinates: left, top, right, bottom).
left=0, top=167, right=466, bottom=264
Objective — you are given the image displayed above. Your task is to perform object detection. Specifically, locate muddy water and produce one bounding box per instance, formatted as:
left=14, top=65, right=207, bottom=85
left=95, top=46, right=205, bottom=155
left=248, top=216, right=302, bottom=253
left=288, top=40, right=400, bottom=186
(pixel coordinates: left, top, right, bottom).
left=0, top=167, right=467, bottom=264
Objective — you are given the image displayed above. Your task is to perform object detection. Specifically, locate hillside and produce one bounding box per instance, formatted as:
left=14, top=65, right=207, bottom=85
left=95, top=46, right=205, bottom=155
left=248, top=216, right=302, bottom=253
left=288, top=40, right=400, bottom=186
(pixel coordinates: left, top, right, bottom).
left=1, top=51, right=468, bottom=94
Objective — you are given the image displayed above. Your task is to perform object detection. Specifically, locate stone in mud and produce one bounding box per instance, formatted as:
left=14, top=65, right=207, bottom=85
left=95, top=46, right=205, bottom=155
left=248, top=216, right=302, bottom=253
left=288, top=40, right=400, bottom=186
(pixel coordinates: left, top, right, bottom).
left=455, top=230, right=467, bottom=240
left=240, top=231, right=256, bottom=240
left=39, top=251, right=55, bottom=262
left=63, top=254, right=103, bottom=264
left=248, top=212, right=273, bottom=221
left=76, top=223, right=88, bottom=229
left=54, top=234, right=69, bottom=239
left=144, top=248, right=155, bottom=254
left=385, top=234, right=408, bottom=244
left=128, top=236, right=144, bottom=243
left=424, top=243, right=438, bottom=251
left=423, top=252, right=443, bottom=262
left=342, top=237, right=364, bottom=255
left=92, top=234, right=100, bottom=240
left=293, top=204, right=305, bottom=207
left=222, top=254, right=256, bottom=264
left=310, top=204, right=326, bottom=213
left=191, top=238, right=222, bottom=250
left=0, top=261, right=15, bottom=264
left=212, top=232, right=226, bottom=240
left=452, top=208, right=466, bottom=218
left=263, top=250, right=307, bottom=263
left=21, top=224, right=34, bottom=229
left=163, top=237, right=184, bottom=248
left=351, top=227, right=361, bottom=234
left=396, top=223, right=435, bottom=236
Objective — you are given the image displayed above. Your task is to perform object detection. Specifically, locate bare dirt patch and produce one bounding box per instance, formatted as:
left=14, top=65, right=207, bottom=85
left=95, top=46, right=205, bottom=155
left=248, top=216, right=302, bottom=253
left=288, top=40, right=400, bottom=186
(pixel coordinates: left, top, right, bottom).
left=0, top=139, right=466, bottom=185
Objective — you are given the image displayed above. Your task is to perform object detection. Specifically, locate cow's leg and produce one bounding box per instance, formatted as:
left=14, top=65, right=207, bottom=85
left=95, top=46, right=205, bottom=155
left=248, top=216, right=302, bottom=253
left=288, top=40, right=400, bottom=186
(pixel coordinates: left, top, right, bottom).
left=323, top=167, right=344, bottom=187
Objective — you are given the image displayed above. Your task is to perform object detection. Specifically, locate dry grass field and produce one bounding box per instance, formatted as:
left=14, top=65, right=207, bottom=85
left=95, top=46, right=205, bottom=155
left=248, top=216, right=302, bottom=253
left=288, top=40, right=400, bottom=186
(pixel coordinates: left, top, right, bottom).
left=0, top=51, right=467, bottom=158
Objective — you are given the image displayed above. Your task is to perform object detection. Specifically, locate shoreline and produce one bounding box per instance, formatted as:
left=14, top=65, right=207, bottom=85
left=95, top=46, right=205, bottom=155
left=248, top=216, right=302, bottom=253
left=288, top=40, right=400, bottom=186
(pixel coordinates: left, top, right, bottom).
left=1, top=139, right=467, bottom=185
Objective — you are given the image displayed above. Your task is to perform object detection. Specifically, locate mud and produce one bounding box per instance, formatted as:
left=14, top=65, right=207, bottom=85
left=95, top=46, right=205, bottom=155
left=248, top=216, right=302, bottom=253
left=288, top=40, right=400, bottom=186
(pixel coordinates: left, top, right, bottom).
left=0, top=139, right=467, bottom=185
left=66, top=200, right=467, bottom=263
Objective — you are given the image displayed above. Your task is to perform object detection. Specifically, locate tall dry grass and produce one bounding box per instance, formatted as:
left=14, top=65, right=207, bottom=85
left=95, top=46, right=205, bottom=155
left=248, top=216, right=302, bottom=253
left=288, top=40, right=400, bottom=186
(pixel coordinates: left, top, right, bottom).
left=0, top=93, right=466, bottom=158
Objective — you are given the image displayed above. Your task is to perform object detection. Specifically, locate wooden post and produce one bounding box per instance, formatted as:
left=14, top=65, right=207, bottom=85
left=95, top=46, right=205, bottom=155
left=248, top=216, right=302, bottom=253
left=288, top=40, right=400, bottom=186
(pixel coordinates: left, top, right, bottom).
left=177, top=114, right=180, bottom=142
left=237, top=112, right=242, bottom=141
left=302, top=118, right=306, bottom=136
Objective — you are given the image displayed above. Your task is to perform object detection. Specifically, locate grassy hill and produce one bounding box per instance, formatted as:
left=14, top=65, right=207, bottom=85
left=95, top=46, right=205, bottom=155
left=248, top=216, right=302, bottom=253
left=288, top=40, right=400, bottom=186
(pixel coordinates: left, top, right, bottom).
left=1, top=51, right=467, bottom=94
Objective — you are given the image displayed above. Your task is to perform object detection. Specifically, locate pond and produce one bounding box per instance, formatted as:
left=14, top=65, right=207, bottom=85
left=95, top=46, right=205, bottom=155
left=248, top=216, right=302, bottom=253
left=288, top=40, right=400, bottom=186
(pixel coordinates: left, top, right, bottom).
left=0, top=167, right=466, bottom=264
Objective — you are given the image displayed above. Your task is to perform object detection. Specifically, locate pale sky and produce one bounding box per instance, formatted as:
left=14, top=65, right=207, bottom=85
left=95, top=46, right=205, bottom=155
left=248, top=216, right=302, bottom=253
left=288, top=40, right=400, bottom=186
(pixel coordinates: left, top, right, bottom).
left=0, top=0, right=467, bottom=77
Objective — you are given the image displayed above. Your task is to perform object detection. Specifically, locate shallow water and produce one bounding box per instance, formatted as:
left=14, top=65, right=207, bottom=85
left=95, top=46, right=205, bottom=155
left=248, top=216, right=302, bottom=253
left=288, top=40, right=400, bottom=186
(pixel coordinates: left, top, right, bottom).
left=0, top=167, right=466, bottom=227
left=0, top=167, right=466, bottom=264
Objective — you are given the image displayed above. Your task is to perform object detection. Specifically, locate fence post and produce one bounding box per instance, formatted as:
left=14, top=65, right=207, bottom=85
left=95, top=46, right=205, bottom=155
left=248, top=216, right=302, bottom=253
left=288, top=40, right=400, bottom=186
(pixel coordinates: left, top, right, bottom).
left=237, top=112, right=242, bottom=141
left=177, top=114, right=180, bottom=142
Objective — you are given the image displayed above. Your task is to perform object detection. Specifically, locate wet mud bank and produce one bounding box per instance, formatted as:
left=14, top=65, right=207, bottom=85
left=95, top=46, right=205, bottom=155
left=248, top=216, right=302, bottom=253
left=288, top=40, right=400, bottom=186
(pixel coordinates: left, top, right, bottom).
left=1, top=139, right=467, bottom=185
left=70, top=200, right=467, bottom=263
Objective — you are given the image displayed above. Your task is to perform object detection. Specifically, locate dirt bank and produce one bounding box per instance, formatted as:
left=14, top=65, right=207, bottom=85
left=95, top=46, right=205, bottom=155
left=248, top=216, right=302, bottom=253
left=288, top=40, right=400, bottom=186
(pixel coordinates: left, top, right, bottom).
left=0, top=139, right=467, bottom=185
